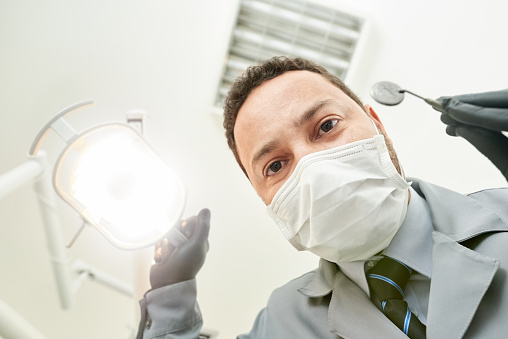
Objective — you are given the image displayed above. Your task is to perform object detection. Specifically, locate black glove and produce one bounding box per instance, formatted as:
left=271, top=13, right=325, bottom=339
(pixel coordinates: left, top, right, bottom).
left=149, top=208, right=211, bottom=289
left=437, top=89, right=508, bottom=181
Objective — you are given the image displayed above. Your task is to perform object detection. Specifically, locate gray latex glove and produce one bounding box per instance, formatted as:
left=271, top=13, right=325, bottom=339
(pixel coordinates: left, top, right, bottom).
left=150, top=208, right=210, bottom=289
left=438, top=89, right=508, bottom=181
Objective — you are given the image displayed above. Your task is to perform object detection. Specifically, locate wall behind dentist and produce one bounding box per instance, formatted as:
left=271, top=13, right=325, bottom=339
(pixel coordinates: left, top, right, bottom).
left=0, top=0, right=506, bottom=338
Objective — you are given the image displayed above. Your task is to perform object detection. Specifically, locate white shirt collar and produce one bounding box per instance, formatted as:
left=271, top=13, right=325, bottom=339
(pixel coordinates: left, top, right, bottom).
left=382, top=186, right=434, bottom=278
left=337, top=186, right=434, bottom=295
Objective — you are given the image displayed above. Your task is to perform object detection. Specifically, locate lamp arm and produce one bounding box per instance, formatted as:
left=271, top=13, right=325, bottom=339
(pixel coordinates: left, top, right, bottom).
left=71, top=260, right=134, bottom=297
left=0, top=158, right=43, bottom=200
left=30, top=152, right=75, bottom=310
left=0, top=299, right=47, bottom=339
left=0, top=159, right=49, bottom=338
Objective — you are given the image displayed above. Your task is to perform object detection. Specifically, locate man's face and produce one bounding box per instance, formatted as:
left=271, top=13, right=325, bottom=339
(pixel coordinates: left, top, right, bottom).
left=234, top=70, right=391, bottom=205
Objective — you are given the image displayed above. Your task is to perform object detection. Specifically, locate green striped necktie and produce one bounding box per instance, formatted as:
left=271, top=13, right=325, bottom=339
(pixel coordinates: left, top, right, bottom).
left=367, top=256, right=426, bottom=339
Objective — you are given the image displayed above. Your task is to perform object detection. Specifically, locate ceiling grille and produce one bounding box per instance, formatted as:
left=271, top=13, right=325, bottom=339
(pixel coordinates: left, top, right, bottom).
left=214, top=0, right=365, bottom=111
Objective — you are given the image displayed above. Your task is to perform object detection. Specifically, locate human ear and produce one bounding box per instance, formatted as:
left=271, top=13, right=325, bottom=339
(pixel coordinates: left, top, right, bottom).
left=364, top=105, right=388, bottom=135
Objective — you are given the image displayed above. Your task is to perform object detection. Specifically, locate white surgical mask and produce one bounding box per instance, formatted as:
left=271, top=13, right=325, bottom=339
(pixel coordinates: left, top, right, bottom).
left=266, top=122, right=410, bottom=263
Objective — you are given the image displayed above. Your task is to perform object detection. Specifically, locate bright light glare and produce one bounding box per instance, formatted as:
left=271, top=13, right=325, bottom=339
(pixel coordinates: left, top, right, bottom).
left=54, top=124, right=185, bottom=249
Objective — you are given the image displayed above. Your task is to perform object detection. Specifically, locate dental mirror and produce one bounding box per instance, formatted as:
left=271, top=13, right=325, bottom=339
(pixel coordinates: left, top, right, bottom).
left=370, top=81, right=444, bottom=112
left=370, top=81, right=405, bottom=106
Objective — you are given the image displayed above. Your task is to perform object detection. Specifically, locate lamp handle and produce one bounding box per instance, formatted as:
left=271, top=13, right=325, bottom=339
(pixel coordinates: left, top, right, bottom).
left=29, top=100, right=94, bottom=156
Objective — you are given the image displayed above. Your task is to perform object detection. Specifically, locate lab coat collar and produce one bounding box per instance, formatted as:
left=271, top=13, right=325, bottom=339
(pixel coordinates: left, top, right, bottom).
left=298, top=259, right=336, bottom=298
left=409, top=178, right=508, bottom=240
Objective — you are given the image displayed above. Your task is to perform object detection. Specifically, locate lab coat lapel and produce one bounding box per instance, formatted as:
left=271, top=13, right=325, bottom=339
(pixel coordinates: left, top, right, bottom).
left=328, top=270, right=408, bottom=339
left=427, top=232, right=500, bottom=339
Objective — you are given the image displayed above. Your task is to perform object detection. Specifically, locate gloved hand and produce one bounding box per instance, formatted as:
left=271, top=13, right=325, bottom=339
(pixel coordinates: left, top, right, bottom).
left=149, top=208, right=211, bottom=289
left=437, top=89, right=508, bottom=181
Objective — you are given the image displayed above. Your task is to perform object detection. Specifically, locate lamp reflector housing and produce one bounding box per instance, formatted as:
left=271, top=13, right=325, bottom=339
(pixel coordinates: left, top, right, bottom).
left=53, top=123, right=186, bottom=250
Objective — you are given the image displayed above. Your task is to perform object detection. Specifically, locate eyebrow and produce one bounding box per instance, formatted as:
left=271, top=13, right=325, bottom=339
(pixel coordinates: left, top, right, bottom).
left=251, top=139, right=280, bottom=171
left=296, top=99, right=332, bottom=127
left=250, top=99, right=333, bottom=171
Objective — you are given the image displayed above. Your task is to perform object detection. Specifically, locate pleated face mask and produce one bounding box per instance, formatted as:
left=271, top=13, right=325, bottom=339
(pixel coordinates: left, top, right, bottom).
left=266, top=123, right=410, bottom=263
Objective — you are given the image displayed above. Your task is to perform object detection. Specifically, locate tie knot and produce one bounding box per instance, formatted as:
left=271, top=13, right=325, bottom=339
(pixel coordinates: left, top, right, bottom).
left=367, top=257, right=412, bottom=300
left=366, top=257, right=426, bottom=339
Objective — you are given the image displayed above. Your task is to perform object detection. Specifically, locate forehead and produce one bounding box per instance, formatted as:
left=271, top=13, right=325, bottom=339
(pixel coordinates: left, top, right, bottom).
left=233, top=71, right=355, bottom=168
left=237, top=71, right=346, bottom=123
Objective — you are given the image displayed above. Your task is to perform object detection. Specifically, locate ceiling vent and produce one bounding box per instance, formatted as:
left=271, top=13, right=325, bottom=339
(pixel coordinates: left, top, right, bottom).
left=213, top=0, right=366, bottom=113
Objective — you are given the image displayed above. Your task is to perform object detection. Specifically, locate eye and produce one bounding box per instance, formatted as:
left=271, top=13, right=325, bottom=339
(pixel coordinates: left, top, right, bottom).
left=266, top=160, right=287, bottom=176
left=318, top=119, right=338, bottom=137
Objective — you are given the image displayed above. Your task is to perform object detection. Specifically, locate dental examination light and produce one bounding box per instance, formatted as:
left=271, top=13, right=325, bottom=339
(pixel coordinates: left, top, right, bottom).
left=30, top=101, right=187, bottom=250
left=370, top=81, right=444, bottom=112
left=0, top=101, right=187, bottom=338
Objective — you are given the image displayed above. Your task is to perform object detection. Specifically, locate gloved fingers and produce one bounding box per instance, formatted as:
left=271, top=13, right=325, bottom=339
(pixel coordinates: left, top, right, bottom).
left=195, top=208, right=211, bottom=241
left=440, top=112, right=458, bottom=126
left=154, top=244, right=162, bottom=263
left=153, top=215, right=196, bottom=263
left=181, top=217, right=197, bottom=238
left=154, top=239, right=164, bottom=263
left=174, top=209, right=210, bottom=254
left=443, top=89, right=508, bottom=108
left=444, top=100, right=508, bottom=131
left=441, top=113, right=461, bottom=136
left=455, top=125, right=508, bottom=180
left=154, top=237, right=175, bottom=263
left=445, top=125, right=458, bottom=137
left=188, top=208, right=210, bottom=252
left=149, top=209, right=211, bottom=289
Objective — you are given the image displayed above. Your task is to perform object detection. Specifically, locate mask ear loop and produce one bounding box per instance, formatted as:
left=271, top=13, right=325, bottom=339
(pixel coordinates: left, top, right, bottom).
left=369, top=118, right=409, bottom=182
left=369, top=118, right=380, bottom=136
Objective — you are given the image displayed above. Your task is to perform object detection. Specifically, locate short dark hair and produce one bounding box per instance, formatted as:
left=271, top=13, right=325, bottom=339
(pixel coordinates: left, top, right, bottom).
left=223, top=56, right=364, bottom=177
